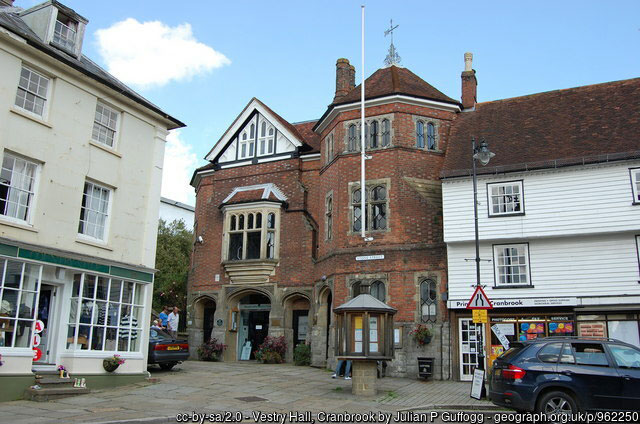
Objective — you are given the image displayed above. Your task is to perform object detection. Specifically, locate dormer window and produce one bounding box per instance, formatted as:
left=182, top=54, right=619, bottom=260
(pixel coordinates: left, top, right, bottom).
left=53, top=12, right=78, bottom=51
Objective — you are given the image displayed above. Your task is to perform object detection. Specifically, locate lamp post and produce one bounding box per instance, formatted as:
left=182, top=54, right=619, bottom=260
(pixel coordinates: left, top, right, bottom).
left=471, top=137, right=494, bottom=398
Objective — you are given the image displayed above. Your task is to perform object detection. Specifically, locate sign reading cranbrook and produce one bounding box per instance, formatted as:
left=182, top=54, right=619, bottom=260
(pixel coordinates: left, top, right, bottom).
left=448, top=297, right=578, bottom=309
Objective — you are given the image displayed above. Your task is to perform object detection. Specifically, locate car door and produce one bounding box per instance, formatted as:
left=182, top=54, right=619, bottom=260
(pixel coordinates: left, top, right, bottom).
left=606, top=343, right=640, bottom=411
left=558, top=342, right=623, bottom=410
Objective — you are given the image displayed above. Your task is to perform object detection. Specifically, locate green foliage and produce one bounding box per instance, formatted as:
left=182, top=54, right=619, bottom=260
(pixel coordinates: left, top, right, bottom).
left=197, top=338, right=226, bottom=361
left=154, top=219, right=193, bottom=313
left=293, top=343, right=311, bottom=366
left=255, top=336, right=287, bottom=364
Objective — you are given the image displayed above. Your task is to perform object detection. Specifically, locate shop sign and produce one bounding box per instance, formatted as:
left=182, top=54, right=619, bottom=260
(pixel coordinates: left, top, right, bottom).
left=449, top=297, right=578, bottom=309
left=472, top=309, right=488, bottom=323
left=33, top=334, right=41, bottom=347
left=470, top=369, right=485, bottom=400
left=34, top=320, right=45, bottom=333
left=32, top=347, right=42, bottom=361
left=491, top=324, right=510, bottom=350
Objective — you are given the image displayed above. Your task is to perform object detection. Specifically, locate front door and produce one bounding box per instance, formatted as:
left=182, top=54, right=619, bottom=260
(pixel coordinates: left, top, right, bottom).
left=203, top=306, right=215, bottom=343
left=248, top=311, right=269, bottom=359
left=459, top=318, right=484, bottom=381
left=34, top=284, right=57, bottom=365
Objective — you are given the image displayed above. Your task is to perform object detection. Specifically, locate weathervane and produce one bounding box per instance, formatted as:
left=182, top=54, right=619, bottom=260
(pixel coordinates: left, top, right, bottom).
left=384, top=19, right=401, bottom=66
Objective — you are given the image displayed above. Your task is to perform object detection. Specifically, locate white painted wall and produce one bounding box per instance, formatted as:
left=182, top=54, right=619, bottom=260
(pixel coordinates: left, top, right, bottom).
left=442, top=162, right=640, bottom=243
left=0, top=35, right=170, bottom=270
left=159, top=198, right=195, bottom=230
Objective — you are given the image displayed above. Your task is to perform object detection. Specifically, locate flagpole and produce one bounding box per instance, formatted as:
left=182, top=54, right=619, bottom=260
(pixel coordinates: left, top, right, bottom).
left=360, top=5, right=367, bottom=240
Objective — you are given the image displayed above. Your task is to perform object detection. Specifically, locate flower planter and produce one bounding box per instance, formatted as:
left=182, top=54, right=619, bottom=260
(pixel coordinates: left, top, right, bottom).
left=103, top=360, right=120, bottom=372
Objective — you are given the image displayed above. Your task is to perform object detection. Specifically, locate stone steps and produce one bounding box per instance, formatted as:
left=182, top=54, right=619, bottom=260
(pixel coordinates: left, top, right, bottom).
left=24, top=374, right=90, bottom=402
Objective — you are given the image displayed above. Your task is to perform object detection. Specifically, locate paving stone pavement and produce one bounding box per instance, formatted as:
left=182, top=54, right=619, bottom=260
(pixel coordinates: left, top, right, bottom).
left=0, top=361, right=495, bottom=423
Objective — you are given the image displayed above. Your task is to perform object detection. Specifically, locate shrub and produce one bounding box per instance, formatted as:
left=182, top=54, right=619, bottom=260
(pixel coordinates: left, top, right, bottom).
left=197, top=338, right=227, bottom=361
left=255, top=336, right=287, bottom=364
left=293, top=343, right=311, bottom=366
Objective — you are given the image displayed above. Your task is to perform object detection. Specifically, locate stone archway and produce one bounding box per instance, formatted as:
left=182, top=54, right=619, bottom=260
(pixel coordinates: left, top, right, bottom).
left=189, top=296, right=216, bottom=358
left=282, top=293, right=311, bottom=363
left=225, top=290, right=272, bottom=361
left=311, top=286, right=332, bottom=367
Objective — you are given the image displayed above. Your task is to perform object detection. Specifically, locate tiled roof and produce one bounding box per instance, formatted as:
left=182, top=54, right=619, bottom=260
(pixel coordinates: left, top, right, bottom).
left=0, top=7, right=184, bottom=129
left=442, top=78, right=640, bottom=178
left=293, top=120, right=320, bottom=153
left=221, top=184, right=288, bottom=207
left=333, top=65, right=459, bottom=106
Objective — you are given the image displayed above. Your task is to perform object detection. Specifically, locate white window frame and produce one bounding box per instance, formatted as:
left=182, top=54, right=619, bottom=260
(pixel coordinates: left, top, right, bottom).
left=52, top=12, right=78, bottom=51
left=630, top=168, right=640, bottom=204
left=222, top=203, right=281, bottom=261
left=92, top=101, right=120, bottom=149
left=14, top=65, right=50, bottom=118
left=493, top=243, right=531, bottom=287
left=487, top=180, right=525, bottom=217
left=0, top=152, right=40, bottom=225
left=78, top=181, right=112, bottom=242
left=238, top=123, right=256, bottom=160
left=66, top=273, right=145, bottom=353
left=256, top=118, right=275, bottom=157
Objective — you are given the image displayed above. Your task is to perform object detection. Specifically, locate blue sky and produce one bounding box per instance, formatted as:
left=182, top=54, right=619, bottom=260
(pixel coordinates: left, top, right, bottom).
left=16, top=1, right=640, bottom=204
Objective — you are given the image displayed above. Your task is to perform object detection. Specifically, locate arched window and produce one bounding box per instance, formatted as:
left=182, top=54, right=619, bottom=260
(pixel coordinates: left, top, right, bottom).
left=370, top=280, right=385, bottom=302
left=416, top=121, right=425, bottom=148
left=420, top=279, right=437, bottom=322
left=352, top=188, right=363, bottom=232
left=426, top=122, right=436, bottom=150
left=348, top=124, right=357, bottom=151
left=257, top=119, right=275, bottom=156
left=352, top=281, right=362, bottom=298
left=381, top=119, right=390, bottom=146
left=370, top=120, right=379, bottom=148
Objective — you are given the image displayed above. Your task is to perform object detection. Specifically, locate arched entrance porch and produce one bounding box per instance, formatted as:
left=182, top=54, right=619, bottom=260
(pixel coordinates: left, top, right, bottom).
left=226, top=291, right=271, bottom=361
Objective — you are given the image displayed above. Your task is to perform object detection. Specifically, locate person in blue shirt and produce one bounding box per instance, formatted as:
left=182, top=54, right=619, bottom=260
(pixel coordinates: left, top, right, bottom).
left=158, top=306, right=169, bottom=329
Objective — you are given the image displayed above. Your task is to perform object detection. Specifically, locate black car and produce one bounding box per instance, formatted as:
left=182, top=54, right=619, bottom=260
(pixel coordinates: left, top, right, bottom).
left=489, top=337, right=640, bottom=416
left=148, top=327, right=189, bottom=370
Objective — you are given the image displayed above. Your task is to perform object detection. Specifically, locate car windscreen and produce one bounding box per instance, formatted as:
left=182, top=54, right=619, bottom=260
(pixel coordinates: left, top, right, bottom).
left=498, top=343, right=525, bottom=360
left=150, top=328, right=172, bottom=339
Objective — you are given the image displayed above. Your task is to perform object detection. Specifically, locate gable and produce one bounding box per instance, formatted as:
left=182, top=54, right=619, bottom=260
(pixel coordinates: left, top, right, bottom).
left=205, top=98, right=304, bottom=164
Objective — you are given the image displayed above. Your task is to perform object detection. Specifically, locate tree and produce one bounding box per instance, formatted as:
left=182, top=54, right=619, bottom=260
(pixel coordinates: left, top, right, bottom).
left=154, top=219, right=193, bottom=314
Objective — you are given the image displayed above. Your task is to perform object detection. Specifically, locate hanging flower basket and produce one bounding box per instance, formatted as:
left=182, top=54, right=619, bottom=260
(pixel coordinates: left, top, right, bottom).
left=410, top=324, right=433, bottom=347
left=103, top=354, right=126, bottom=372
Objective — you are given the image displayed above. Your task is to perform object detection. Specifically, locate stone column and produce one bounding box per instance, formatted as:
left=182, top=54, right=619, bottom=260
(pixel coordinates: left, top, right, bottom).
left=351, top=360, right=377, bottom=396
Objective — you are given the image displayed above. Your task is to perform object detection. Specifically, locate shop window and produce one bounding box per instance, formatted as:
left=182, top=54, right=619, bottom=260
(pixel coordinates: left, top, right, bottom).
left=0, top=152, right=39, bottom=224
left=66, top=273, right=145, bottom=352
left=351, top=182, right=388, bottom=232
left=488, top=181, right=524, bottom=216
left=493, top=243, right=530, bottom=286
left=420, top=279, right=437, bottom=322
left=0, top=259, right=42, bottom=348
left=224, top=208, right=279, bottom=261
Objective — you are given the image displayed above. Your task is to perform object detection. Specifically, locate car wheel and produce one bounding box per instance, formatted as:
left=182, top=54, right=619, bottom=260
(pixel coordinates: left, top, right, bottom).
left=159, top=362, right=176, bottom=371
left=536, top=391, right=577, bottom=423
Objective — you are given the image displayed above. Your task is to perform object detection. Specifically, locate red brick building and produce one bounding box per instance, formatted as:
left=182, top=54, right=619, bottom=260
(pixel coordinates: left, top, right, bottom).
left=187, top=55, right=477, bottom=378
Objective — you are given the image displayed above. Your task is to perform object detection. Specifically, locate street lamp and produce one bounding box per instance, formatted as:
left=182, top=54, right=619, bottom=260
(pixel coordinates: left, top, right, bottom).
left=471, top=137, right=494, bottom=398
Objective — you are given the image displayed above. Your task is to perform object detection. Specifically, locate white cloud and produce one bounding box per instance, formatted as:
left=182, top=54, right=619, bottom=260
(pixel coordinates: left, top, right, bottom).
left=161, top=130, right=198, bottom=205
left=95, top=18, right=230, bottom=88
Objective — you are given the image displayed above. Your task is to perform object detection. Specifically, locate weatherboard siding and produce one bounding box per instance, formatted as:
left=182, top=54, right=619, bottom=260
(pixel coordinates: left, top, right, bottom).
left=442, top=162, right=640, bottom=243
left=447, top=232, right=640, bottom=301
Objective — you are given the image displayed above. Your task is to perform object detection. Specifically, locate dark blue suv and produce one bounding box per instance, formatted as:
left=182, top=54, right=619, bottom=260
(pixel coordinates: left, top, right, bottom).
left=489, top=337, right=640, bottom=415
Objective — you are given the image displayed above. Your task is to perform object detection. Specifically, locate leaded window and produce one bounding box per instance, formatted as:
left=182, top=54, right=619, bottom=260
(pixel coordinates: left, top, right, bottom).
left=325, top=194, right=333, bottom=240
left=494, top=244, right=530, bottom=286
left=348, top=124, right=357, bottom=152
left=420, top=278, right=437, bottom=322
left=381, top=119, right=390, bottom=146
left=67, top=273, right=145, bottom=352
left=370, top=280, right=385, bottom=302
left=15, top=66, right=49, bottom=117
left=352, top=183, right=388, bottom=232
left=369, top=121, right=379, bottom=148
left=416, top=121, right=425, bottom=148
left=326, top=134, right=334, bottom=163
left=426, top=122, right=436, bottom=150
left=0, top=259, right=42, bottom=348
left=226, top=209, right=278, bottom=261
left=0, top=153, right=38, bottom=223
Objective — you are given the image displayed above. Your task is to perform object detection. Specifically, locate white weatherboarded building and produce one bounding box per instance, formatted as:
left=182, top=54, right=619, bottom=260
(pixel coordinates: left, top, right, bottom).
left=441, top=77, right=640, bottom=381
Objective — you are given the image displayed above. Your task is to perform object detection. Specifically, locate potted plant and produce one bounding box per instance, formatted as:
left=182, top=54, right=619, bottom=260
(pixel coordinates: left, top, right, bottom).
left=255, top=336, right=287, bottom=364
left=197, top=338, right=227, bottom=361
left=410, top=324, right=433, bottom=346
left=57, top=365, right=67, bottom=378
left=103, top=354, right=125, bottom=372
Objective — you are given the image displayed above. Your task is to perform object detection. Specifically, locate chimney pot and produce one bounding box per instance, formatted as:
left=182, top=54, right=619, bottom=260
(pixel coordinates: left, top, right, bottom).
left=349, top=65, right=356, bottom=89
left=334, top=58, right=352, bottom=102
left=461, top=52, right=477, bottom=110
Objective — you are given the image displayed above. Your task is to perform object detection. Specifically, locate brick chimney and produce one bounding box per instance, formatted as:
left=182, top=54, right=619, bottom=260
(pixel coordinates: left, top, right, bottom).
left=334, top=58, right=352, bottom=102
left=461, top=52, right=477, bottom=110
left=349, top=64, right=356, bottom=89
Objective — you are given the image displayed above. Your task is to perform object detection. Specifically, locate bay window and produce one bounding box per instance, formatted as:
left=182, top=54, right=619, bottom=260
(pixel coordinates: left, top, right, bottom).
left=224, top=205, right=280, bottom=261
